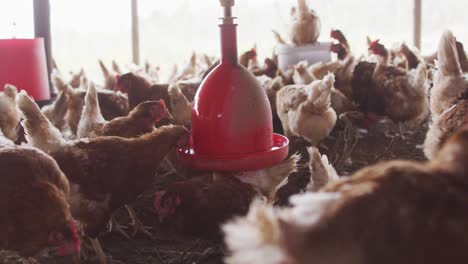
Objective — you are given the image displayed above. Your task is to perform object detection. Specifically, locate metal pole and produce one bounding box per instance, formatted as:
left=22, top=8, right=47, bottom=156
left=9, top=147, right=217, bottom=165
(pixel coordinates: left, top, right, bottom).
left=131, top=0, right=140, bottom=65
left=33, top=0, right=53, bottom=98
left=414, top=0, right=422, bottom=49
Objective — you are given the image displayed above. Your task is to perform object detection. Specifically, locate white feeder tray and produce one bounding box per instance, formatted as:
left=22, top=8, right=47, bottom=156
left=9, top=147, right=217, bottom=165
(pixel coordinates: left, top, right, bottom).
left=276, top=42, right=332, bottom=71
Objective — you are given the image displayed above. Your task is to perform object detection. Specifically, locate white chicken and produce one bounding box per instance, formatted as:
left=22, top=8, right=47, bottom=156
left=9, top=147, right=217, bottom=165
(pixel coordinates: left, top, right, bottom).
left=277, top=73, right=337, bottom=145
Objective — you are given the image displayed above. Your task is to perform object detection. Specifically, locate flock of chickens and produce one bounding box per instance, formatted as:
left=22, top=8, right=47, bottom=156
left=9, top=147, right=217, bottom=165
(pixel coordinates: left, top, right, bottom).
left=1, top=0, right=468, bottom=263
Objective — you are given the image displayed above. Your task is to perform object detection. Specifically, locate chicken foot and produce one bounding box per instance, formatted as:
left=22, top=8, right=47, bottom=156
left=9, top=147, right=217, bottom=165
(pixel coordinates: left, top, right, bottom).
left=125, top=205, right=153, bottom=238
left=108, top=215, right=131, bottom=240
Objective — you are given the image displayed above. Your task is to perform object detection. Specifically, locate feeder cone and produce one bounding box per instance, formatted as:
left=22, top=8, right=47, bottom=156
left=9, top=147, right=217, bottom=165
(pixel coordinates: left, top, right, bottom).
left=177, top=2, right=289, bottom=171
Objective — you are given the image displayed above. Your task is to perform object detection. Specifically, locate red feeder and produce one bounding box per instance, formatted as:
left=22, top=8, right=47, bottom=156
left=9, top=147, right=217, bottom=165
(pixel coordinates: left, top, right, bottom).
left=0, top=38, right=50, bottom=102
left=177, top=0, right=289, bottom=171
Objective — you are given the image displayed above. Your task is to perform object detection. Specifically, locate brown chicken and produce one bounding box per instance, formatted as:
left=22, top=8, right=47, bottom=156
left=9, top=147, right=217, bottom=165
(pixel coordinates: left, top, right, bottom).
left=400, top=42, right=421, bottom=70
left=17, top=90, right=189, bottom=263
left=330, top=29, right=350, bottom=51
left=0, top=84, right=21, bottom=142
left=360, top=41, right=429, bottom=131
left=41, top=89, right=70, bottom=131
left=277, top=73, right=337, bottom=145
left=290, top=0, right=321, bottom=45
left=239, top=48, right=257, bottom=68
left=116, top=72, right=171, bottom=112
left=67, top=87, right=129, bottom=136
left=154, top=154, right=299, bottom=239
left=330, top=30, right=358, bottom=99
left=252, top=58, right=279, bottom=78
left=0, top=145, right=80, bottom=263
left=98, top=59, right=117, bottom=90
left=424, top=31, right=468, bottom=159
left=224, top=125, right=468, bottom=264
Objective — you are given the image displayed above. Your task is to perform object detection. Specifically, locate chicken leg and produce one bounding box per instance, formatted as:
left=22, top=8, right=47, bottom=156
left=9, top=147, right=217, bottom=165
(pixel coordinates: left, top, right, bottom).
left=108, top=215, right=131, bottom=240
left=125, top=205, right=153, bottom=238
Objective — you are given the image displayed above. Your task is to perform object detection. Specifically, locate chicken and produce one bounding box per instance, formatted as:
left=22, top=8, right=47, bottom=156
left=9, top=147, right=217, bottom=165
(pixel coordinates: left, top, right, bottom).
left=98, top=59, right=117, bottom=91
left=330, top=30, right=359, bottom=98
left=224, top=125, right=468, bottom=264
left=293, top=60, right=315, bottom=85
left=277, top=73, right=337, bottom=145
left=424, top=31, right=468, bottom=159
left=0, top=84, right=21, bottom=142
left=430, top=31, right=467, bottom=118
left=278, top=68, right=295, bottom=86
left=168, top=84, right=192, bottom=127
left=252, top=58, right=278, bottom=79
left=239, top=48, right=257, bottom=68
left=68, top=88, right=129, bottom=136
left=76, top=82, right=106, bottom=138
left=290, top=0, right=321, bottom=45
left=42, top=89, right=70, bottom=131
left=305, top=146, right=338, bottom=191
left=0, top=145, right=80, bottom=263
left=361, top=41, right=429, bottom=130
left=330, top=29, right=350, bottom=51
left=153, top=154, right=299, bottom=239
left=17, top=90, right=189, bottom=263
left=400, top=42, right=421, bottom=70
left=116, top=72, right=171, bottom=111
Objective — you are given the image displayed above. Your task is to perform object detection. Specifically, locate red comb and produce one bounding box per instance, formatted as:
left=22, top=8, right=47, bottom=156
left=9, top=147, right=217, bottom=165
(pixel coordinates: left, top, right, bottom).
left=159, top=99, right=167, bottom=109
left=330, top=29, right=336, bottom=37
left=370, top=39, right=381, bottom=47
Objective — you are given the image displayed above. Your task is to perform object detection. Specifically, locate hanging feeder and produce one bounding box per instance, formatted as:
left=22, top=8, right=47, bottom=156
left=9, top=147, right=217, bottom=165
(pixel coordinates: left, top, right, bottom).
left=177, top=0, right=289, bottom=171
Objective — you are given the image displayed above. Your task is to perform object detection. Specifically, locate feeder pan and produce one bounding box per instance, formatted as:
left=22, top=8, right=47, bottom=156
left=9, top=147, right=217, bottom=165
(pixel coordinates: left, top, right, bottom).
left=177, top=0, right=289, bottom=171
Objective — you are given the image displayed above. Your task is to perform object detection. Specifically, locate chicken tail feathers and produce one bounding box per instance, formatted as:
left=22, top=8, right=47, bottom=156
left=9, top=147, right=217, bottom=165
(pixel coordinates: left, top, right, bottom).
left=437, top=30, right=462, bottom=77
left=306, top=73, right=335, bottom=110
left=98, top=59, right=111, bottom=78
left=16, top=90, right=66, bottom=152
left=306, top=147, right=339, bottom=192
left=77, top=82, right=105, bottom=138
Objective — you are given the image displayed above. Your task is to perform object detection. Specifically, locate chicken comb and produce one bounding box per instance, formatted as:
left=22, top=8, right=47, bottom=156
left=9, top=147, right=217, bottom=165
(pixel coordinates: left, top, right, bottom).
left=159, top=99, right=167, bottom=109
left=369, top=39, right=381, bottom=48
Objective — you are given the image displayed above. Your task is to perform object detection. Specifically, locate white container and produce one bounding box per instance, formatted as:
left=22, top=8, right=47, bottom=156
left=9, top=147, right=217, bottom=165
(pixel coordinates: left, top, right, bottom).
left=276, top=42, right=332, bottom=70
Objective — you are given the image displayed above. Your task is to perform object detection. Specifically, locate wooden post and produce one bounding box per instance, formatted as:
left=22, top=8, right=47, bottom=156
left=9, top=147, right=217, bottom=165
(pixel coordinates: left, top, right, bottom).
left=33, top=0, right=53, bottom=98
left=131, top=0, right=140, bottom=65
left=414, top=0, right=422, bottom=49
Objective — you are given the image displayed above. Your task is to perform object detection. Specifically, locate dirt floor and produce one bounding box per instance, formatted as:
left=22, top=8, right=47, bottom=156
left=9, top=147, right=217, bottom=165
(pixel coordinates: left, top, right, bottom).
left=0, top=116, right=429, bottom=264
